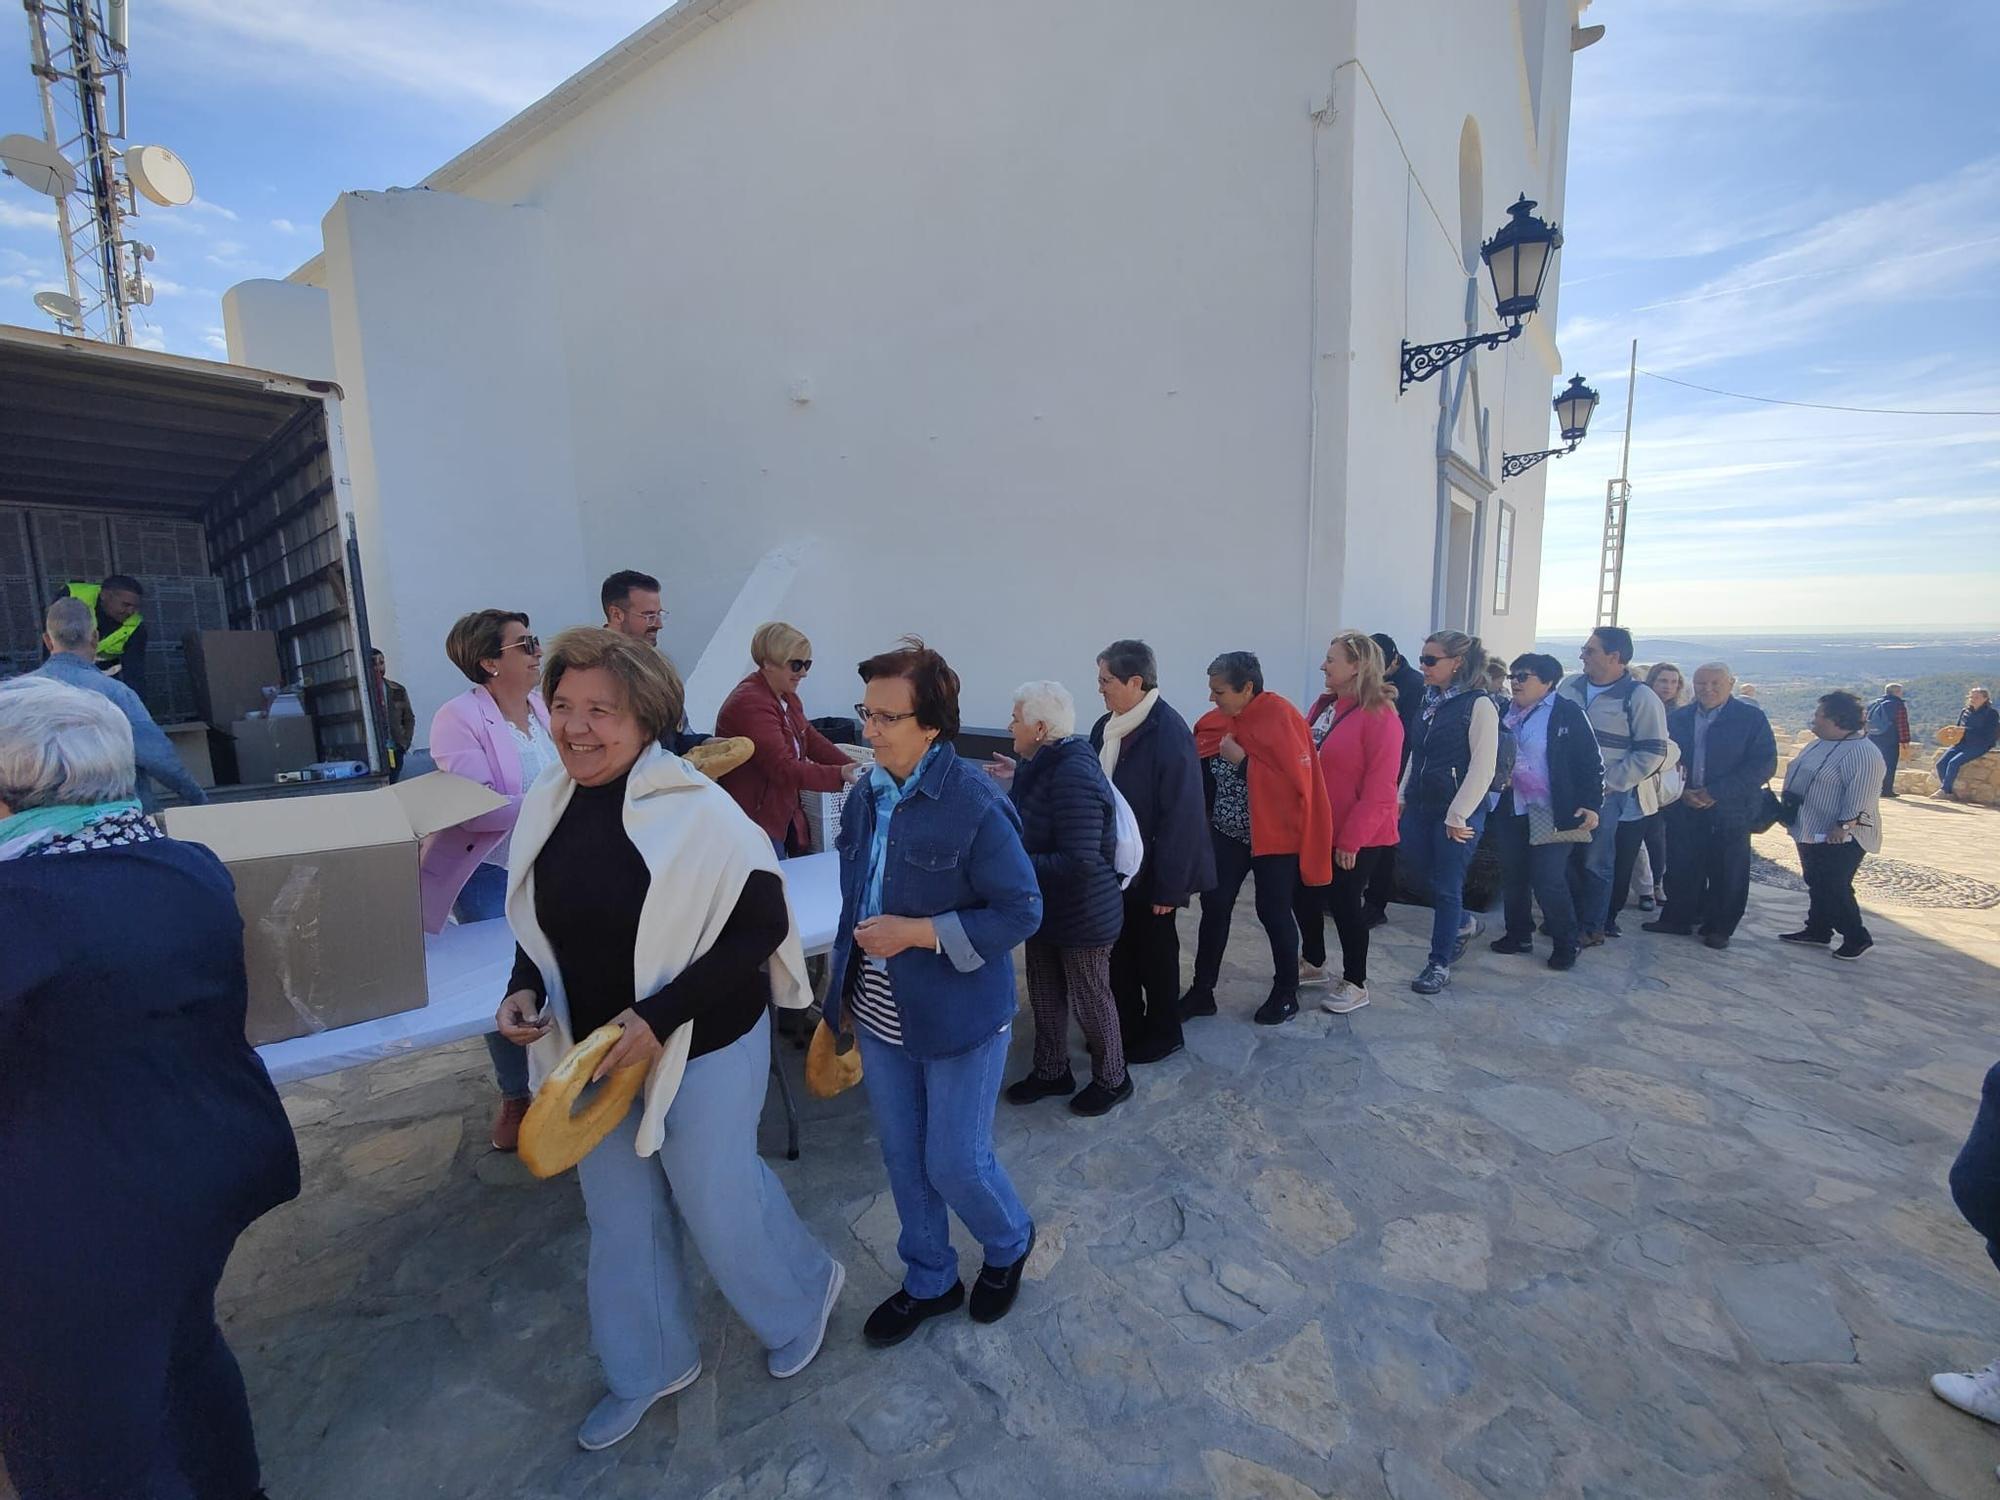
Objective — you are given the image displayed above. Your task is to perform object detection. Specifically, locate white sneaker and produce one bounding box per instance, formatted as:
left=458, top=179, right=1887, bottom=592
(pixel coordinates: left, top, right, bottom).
left=1298, top=962, right=1332, bottom=987
left=577, top=1364, right=701, bottom=1450
left=1321, top=982, right=1370, bottom=1015
left=1931, top=1359, right=2000, bottom=1424
left=769, top=1259, right=845, bottom=1379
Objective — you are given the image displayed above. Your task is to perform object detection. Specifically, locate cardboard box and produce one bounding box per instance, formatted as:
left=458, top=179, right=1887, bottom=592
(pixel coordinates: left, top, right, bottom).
left=162, top=721, right=217, bottom=790
left=185, top=629, right=281, bottom=727
left=164, top=773, right=507, bottom=1045
left=231, top=716, right=318, bottom=785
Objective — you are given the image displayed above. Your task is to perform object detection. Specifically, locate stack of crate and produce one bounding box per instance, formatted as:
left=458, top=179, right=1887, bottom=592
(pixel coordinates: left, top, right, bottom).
left=800, top=744, right=875, bottom=853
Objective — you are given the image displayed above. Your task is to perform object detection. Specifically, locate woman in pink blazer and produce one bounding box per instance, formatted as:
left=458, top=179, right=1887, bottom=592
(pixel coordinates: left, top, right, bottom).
left=419, top=609, right=557, bottom=1150
left=1295, top=630, right=1405, bottom=1016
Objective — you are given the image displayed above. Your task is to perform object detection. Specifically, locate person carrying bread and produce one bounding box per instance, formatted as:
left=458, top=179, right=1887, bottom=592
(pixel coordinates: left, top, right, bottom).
left=490, top=628, right=840, bottom=1452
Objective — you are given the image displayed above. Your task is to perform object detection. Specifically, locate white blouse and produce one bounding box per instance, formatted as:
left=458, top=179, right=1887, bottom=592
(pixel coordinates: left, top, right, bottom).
left=485, top=715, right=560, bottom=867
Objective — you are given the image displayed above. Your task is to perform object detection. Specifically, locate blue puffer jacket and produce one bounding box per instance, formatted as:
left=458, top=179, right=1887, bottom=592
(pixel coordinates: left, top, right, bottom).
left=1088, top=699, right=1215, bottom=908
left=826, top=744, right=1043, bottom=1059
left=1009, top=735, right=1123, bottom=949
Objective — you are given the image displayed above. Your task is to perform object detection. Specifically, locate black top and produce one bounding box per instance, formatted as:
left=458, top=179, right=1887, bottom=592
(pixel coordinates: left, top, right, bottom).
left=506, top=772, right=787, bottom=1058
left=1087, top=700, right=1216, bottom=908
left=1009, top=735, right=1123, bottom=948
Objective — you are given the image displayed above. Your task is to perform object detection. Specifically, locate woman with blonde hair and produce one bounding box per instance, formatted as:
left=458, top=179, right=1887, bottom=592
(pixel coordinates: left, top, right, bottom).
left=1295, top=631, right=1405, bottom=1013
left=716, top=620, right=865, bottom=856
left=1627, top=662, right=1691, bottom=911
left=1397, top=630, right=1498, bottom=995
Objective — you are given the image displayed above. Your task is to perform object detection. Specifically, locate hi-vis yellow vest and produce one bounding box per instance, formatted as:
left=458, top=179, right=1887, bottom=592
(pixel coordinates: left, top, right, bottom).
left=66, top=582, right=142, bottom=660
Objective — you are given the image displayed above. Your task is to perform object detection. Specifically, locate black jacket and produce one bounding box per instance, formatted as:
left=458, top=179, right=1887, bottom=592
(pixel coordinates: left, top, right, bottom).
left=1669, top=696, right=1777, bottom=823
left=1958, top=703, right=2000, bottom=756
left=1387, top=662, right=1425, bottom=774
left=1009, top=735, right=1124, bottom=948
left=1089, top=699, right=1215, bottom=908
left=1502, top=694, right=1604, bottom=830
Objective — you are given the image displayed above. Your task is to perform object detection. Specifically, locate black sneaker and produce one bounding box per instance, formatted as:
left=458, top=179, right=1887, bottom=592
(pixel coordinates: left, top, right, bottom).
left=1004, top=1070, right=1076, bottom=1105
left=1641, top=920, right=1693, bottom=936
left=1253, top=990, right=1299, bottom=1026
left=1548, top=947, right=1578, bottom=971
left=1701, top=932, right=1731, bottom=950
left=1362, top=907, right=1388, bottom=929
left=1178, top=986, right=1218, bottom=1020
left=1603, top=922, right=1623, bottom=939
left=1068, top=1075, right=1134, bottom=1117
left=1833, top=937, right=1874, bottom=961
left=1489, top=934, right=1535, bottom=955
left=1577, top=930, right=1606, bottom=949
left=863, top=1283, right=965, bottom=1348
left=1450, top=916, right=1483, bottom=963
left=969, top=1228, right=1035, bottom=1325
left=1125, top=1033, right=1185, bottom=1065
left=1777, top=930, right=1830, bottom=946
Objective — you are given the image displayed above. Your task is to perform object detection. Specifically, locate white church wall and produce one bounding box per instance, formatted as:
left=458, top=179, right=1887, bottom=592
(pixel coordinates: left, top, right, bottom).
left=319, top=189, right=593, bottom=734
left=221, top=279, right=336, bottom=381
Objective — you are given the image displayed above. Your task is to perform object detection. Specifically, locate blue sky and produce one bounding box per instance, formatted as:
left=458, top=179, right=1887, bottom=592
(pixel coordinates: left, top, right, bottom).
left=2, top=1, right=1995, bottom=633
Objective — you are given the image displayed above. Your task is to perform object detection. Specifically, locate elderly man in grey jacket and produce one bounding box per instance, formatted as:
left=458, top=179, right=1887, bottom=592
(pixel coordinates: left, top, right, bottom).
left=32, top=597, right=208, bottom=811
left=1558, top=625, right=1668, bottom=943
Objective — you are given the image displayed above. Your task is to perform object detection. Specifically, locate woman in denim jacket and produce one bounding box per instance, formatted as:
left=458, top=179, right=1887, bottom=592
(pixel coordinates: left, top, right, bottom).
left=826, top=638, right=1043, bottom=1348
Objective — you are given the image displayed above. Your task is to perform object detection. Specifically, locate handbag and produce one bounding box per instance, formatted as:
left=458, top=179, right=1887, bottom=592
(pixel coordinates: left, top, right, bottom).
left=1108, top=781, right=1145, bottom=890
left=1526, top=802, right=1593, bottom=846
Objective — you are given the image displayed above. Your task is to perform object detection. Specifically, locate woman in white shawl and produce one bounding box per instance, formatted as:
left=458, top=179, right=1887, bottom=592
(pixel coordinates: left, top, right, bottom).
left=492, top=628, right=838, bottom=1452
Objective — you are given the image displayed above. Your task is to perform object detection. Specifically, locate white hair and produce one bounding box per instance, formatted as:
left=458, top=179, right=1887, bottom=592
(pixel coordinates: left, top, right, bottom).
left=1694, top=661, right=1734, bottom=682
left=44, top=596, right=97, bottom=653
left=0, top=676, right=137, bottom=810
left=1012, top=680, right=1076, bottom=739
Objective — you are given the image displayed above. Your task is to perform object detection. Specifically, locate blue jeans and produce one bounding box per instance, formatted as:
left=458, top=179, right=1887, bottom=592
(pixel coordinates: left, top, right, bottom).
left=1951, top=1061, right=2000, bottom=1275
left=1497, top=811, right=1579, bottom=949
left=574, top=1012, right=834, bottom=1393
left=1939, top=745, right=1990, bottom=793
left=1566, top=787, right=1628, bottom=934
left=454, top=863, right=531, bottom=1101
left=856, top=1024, right=1033, bottom=1299
left=1396, top=802, right=1490, bottom=969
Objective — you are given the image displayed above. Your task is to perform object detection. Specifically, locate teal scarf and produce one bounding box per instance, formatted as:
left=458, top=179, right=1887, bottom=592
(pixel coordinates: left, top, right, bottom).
left=0, top=799, right=144, bottom=860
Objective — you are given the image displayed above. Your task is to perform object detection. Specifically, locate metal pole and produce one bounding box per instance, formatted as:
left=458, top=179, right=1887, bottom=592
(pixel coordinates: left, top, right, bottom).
left=1594, top=340, right=1637, bottom=627
left=1617, top=337, right=1636, bottom=490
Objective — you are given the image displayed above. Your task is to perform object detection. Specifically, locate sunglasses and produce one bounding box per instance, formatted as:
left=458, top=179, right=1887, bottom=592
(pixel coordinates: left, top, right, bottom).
left=786, top=659, right=813, bottom=674
left=500, top=635, right=543, bottom=656
left=1509, top=671, right=1535, bottom=684
left=1418, top=653, right=1454, bottom=668
left=854, top=705, right=919, bottom=727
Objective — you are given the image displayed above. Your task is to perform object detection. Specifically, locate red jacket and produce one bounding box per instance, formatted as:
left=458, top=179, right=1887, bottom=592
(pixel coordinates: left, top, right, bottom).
left=1305, top=693, right=1404, bottom=854
left=1195, top=691, right=1333, bottom=886
left=715, top=672, right=852, bottom=843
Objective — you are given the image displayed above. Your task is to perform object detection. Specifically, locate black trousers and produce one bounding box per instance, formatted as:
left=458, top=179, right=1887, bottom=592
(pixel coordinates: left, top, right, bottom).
left=1607, top=811, right=1660, bottom=926
left=1870, top=732, right=1900, bottom=796
left=1194, top=833, right=1301, bottom=996
left=1660, top=802, right=1753, bottom=937
left=1363, top=842, right=1397, bottom=916
left=1952, top=1061, right=2000, bottom=1275
left=1495, top=811, right=1580, bottom=948
left=1294, top=845, right=1386, bottom=984
left=0, top=1235, right=262, bottom=1500
left=1109, top=885, right=1185, bottom=1055
left=1798, top=839, right=1869, bottom=943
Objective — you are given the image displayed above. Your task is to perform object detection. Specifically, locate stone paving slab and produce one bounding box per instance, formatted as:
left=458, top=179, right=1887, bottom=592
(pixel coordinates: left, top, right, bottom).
left=185, top=797, right=2000, bottom=1498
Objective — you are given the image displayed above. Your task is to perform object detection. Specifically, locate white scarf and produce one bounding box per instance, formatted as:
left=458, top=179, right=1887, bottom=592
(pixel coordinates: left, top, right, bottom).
left=1099, top=688, right=1161, bottom=777
left=506, top=742, right=811, bottom=1159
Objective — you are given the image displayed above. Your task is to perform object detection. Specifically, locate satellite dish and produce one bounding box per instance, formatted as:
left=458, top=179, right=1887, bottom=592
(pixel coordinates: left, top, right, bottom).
left=0, top=133, right=76, bottom=198
left=34, top=289, right=81, bottom=323
left=127, top=144, right=195, bottom=208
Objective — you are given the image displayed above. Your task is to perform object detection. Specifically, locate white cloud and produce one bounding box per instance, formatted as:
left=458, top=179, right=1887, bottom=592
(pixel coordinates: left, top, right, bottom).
left=0, top=199, right=57, bottom=231
left=271, top=218, right=299, bottom=234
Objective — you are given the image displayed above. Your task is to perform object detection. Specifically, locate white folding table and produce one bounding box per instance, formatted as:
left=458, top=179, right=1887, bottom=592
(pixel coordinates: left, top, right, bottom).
left=257, top=851, right=842, bottom=1087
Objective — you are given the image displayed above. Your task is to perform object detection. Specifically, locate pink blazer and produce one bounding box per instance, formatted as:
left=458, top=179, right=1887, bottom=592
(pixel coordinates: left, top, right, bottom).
left=418, top=686, right=550, bottom=933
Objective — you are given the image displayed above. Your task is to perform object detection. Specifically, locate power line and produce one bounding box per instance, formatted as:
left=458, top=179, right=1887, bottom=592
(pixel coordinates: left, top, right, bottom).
left=1638, top=369, right=2000, bottom=418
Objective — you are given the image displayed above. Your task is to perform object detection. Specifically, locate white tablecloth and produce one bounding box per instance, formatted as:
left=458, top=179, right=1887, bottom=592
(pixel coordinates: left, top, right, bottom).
left=257, top=851, right=843, bottom=1086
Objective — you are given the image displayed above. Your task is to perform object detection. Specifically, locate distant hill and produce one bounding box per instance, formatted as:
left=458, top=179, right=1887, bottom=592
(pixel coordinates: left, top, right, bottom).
left=1532, top=631, right=2000, bottom=738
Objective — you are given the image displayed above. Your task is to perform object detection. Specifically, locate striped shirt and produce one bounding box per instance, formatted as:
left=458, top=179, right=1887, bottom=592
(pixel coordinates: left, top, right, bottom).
left=847, top=961, right=902, bottom=1046
left=1782, top=735, right=1885, bottom=853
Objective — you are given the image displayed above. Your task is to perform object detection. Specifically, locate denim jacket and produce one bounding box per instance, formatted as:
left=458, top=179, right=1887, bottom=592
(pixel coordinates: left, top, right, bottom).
left=826, top=744, right=1043, bottom=1059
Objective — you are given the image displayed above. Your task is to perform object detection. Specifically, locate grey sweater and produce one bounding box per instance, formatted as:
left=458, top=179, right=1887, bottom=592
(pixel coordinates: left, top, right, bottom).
left=1556, top=672, right=1669, bottom=797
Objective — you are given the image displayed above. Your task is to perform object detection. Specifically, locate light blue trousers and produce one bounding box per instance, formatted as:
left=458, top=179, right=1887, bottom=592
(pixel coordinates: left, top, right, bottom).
left=573, top=1011, right=834, bottom=1396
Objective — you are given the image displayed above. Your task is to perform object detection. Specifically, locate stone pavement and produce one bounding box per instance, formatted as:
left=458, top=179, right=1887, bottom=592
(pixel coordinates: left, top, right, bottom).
left=214, top=796, right=2000, bottom=1499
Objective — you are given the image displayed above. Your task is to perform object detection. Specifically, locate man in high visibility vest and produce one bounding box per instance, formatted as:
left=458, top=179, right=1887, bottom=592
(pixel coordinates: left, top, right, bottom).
left=57, top=574, right=149, bottom=706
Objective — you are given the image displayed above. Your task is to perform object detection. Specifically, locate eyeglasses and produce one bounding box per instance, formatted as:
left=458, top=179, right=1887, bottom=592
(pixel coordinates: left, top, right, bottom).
left=633, top=611, right=665, bottom=625
left=500, top=635, right=543, bottom=656
left=1418, top=654, right=1453, bottom=668
left=854, top=705, right=919, bottom=727
left=787, top=659, right=813, bottom=674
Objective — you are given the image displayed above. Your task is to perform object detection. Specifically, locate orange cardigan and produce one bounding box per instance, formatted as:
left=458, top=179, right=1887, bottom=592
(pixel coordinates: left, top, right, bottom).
left=1194, top=691, right=1333, bottom=886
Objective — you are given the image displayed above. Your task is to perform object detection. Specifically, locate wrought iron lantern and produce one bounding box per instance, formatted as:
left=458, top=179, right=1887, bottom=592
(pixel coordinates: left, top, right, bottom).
left=1502, top=374, right=1599, bottom=478
left=1400, top=194, right=1563, bottom=391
